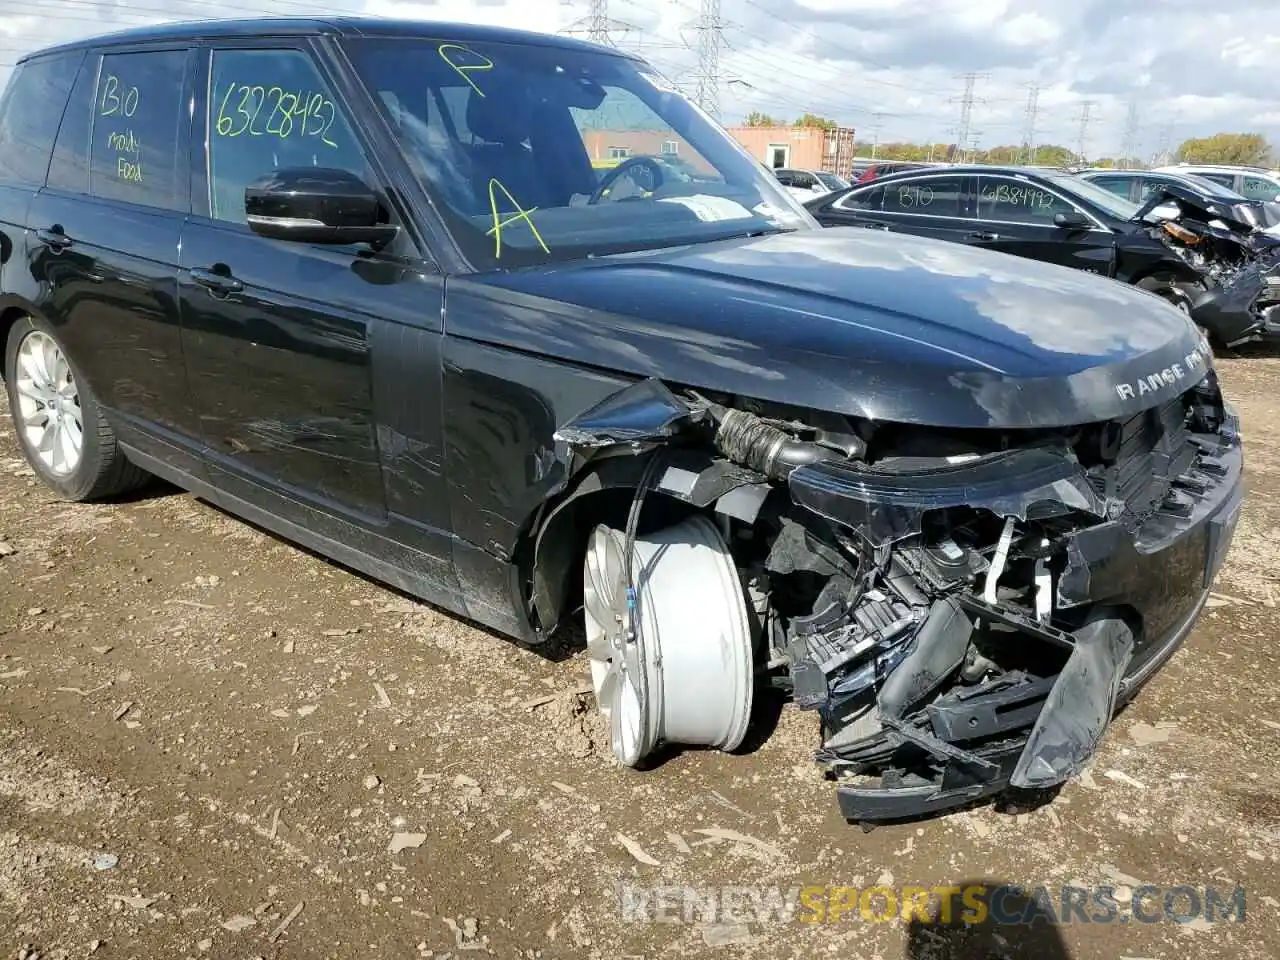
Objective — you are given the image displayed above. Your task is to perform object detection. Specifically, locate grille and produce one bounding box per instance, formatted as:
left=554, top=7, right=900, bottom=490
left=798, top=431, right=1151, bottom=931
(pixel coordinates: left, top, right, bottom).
left=1089, top=394, right=1195, bottom=515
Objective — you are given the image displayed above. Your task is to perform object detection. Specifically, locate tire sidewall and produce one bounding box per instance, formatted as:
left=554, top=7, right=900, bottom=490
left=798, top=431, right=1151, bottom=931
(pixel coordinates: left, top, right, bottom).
left=4, top=316, right=107, bottom=500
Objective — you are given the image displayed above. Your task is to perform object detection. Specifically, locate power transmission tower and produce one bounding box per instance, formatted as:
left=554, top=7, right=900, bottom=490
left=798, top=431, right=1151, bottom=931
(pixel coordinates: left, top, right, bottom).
left=1120, top=99, right=1140, bottom=167
left=559, top=0, right=634, bottom=48
left=950, top=72, right=988, bottom=162
left=1153, top=121, right=1175, bottom=166
left=693, top=0, right=725, bottom=119
left=1074, top=100, right=1098, bottom=164
left=1019, top=83, right=1040, bottom=165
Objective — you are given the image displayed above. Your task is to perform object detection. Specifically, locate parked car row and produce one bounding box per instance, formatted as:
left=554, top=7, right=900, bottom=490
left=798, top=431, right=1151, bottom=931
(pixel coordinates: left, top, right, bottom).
left=802, top=163, right=1280, bottom=347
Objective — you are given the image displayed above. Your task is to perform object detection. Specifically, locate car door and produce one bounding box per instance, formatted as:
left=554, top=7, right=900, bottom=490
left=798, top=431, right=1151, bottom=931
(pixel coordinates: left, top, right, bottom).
left=25, top=46, right=205, bottom=473
left=971, top=174, right=1117, bottom=276
left=178, top=40, right=451, bottom=572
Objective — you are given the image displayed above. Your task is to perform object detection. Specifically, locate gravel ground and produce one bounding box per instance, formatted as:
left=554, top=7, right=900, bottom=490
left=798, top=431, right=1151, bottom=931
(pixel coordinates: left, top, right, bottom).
left=1, top=353, right=1278, bottom=960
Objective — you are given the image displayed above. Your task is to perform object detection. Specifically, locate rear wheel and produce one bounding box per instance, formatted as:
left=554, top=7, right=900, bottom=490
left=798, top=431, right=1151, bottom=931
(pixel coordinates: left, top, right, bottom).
left=583, top=514, right=754, bottom=766
left=4, top=317, right=149, bottom=501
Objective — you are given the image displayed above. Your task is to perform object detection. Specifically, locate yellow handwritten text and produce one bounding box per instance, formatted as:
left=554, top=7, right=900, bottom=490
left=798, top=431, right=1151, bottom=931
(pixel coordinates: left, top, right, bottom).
left=116, top=156, right=143, bottom=182
left=485, top=179, right=549, bottom=259
left=99, top=74, right=139, bottom=118
left=438, top=43, right=494, bottom=97
left=214, top=82, right=338, bottom=147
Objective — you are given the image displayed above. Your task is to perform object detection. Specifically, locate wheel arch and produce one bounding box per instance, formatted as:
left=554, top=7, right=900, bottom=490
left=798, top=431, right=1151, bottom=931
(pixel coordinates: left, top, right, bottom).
left=0, top=299, right=58, bottom=379
left=515, top=450, right=715, bottom=640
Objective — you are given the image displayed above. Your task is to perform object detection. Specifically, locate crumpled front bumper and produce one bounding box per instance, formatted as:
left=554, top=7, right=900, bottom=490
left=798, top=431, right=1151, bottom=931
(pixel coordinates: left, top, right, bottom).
left=815, top=410, right=1244, bottom=824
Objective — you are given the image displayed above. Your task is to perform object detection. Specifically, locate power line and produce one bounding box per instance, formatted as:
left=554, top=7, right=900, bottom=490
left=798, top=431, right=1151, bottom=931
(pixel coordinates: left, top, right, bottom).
left=1073, top=99, right=1098, bottom=163
left=1019, top=83, right=1040, bottom=165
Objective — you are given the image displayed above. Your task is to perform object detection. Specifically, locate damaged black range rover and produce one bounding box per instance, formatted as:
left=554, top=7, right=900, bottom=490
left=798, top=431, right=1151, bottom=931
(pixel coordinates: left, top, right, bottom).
left=0, top=19, right=1243, bottom=823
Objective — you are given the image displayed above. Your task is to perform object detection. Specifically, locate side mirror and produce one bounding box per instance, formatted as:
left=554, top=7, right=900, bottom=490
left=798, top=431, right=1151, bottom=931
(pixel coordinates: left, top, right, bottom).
left=1053, top=210, right=1091, bottom=229
left=245, top=168, right=399, bottom=248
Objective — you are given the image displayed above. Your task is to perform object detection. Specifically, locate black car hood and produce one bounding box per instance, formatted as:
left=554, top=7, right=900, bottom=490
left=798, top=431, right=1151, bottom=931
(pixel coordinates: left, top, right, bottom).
left=457, top=227, right=1209, bottom=430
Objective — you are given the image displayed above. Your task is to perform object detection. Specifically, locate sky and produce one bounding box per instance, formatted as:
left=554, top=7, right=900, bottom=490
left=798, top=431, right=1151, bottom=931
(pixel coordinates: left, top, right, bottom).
left=0, top=0, right=1275, bottom=162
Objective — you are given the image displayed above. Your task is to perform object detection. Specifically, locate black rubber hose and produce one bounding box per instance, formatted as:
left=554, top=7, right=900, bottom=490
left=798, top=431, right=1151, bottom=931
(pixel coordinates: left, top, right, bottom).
left=713, top=408, right=841, bottom=482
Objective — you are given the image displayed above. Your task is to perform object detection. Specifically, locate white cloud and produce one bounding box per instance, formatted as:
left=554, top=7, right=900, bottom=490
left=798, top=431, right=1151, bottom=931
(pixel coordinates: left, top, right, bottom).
left=0, top=0, right=1275, bottom=160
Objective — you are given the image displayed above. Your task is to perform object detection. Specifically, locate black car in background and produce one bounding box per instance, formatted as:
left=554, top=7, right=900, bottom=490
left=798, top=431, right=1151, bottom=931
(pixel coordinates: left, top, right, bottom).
left=0, top=19, right=1242, bottom=823
left=806, top=165, right=1230, bottom=315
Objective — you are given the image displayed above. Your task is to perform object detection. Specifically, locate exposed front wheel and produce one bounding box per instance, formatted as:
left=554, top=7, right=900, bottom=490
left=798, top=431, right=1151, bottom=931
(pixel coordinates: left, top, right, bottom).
left=4, top=317, right=149, bottom=501
left=583, top=514, right=754, bottom=766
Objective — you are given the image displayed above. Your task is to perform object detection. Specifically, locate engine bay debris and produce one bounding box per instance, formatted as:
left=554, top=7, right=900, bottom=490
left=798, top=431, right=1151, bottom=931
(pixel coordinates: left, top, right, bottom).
left=551, top=367, right=1243, bottom=822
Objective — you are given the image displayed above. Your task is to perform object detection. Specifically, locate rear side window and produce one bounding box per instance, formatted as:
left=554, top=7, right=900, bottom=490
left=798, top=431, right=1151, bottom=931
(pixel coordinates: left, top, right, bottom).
left=882, top=176, right=964, bottom=216
left=1089, top=176, right=1131, bottom=199
left=0, top=52, right=83, bottom=188
left=835, top=184, right=884, bottom=211
left=89, top=50, right=188, bottom=211
left=1241, top=176, right=1280, bottom=202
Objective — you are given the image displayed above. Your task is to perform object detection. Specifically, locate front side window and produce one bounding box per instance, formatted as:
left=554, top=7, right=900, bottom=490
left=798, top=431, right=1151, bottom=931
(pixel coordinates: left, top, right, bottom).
left=343, top=37, right=812, bottom=268
left=90, top=50, right=187, bottom=210
left=978, top=176, right=1076, bottom=225
left=0, top=52, right=82, bottom=188
left=206, top=48, right=368, bottom=224
left=881, top=175, right=964, bottom=216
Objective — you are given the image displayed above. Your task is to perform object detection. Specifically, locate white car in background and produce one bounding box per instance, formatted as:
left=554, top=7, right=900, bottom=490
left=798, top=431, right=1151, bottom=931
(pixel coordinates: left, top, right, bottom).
left=772, top=168, right=849, bottom=201
left=1153, top=164, right=1280, bottom=202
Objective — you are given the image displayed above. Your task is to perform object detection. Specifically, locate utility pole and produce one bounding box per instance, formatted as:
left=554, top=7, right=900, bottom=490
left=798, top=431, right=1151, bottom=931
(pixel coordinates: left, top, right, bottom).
left=950, top=72, right=988, bottom=163
left=693, top=0, right=724, bottom=119
left=869, top=112, right=885, bottom=159
left=1120, top=98, right=1140, bottom=167
left=1019, top=83, right=1040, bottom=165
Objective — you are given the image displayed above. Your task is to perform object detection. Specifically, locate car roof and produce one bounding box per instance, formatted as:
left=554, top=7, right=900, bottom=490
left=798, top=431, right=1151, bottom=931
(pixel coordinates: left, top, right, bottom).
left=1158, top=163, right=1276, bottom=175
left=21, top=15, right=622, bottom=62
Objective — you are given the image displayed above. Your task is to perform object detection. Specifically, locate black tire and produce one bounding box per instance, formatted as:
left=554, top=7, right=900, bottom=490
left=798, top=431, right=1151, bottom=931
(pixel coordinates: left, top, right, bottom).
left=1135, top=274, right=1212, bottom=341
left=3, top=316, right=150, bottom=501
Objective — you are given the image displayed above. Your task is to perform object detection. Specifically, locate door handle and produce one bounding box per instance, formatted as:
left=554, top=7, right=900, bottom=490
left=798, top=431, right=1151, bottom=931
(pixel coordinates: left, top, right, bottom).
left=188, top=266, right=243, bottom=296
left=966, top=231, right=999, bottom=241
left=35, top=227, right=73, bottom=251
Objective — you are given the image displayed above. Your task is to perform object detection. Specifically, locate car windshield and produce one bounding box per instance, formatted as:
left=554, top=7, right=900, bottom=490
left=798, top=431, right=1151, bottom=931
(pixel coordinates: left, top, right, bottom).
left=1044, top=173, right=1140, bottom=220
left=342, top=37, right=816, bottom=269
left=815, top=171, right=848, bottom=190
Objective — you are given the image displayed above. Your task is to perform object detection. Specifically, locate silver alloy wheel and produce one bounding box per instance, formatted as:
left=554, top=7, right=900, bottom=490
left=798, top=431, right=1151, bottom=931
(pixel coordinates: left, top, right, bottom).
left=14, top=329, right=83, bottom=476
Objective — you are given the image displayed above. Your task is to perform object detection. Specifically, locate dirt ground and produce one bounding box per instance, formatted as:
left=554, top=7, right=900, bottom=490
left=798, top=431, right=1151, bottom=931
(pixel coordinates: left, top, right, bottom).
left=2, top=355, right=1279, bottom=960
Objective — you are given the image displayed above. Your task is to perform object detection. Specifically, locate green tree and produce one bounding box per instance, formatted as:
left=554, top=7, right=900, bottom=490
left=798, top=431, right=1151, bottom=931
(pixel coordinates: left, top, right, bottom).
left=1175, top=133, right=1272, bottom=166
left=743, top=111, right=779, bottom=127
left=794, top=112, right=837, bottom=129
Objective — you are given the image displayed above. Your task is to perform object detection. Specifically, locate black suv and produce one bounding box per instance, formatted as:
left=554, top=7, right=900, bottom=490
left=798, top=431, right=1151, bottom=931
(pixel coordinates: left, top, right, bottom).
left=0, top=18, right=1243, bottom=822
